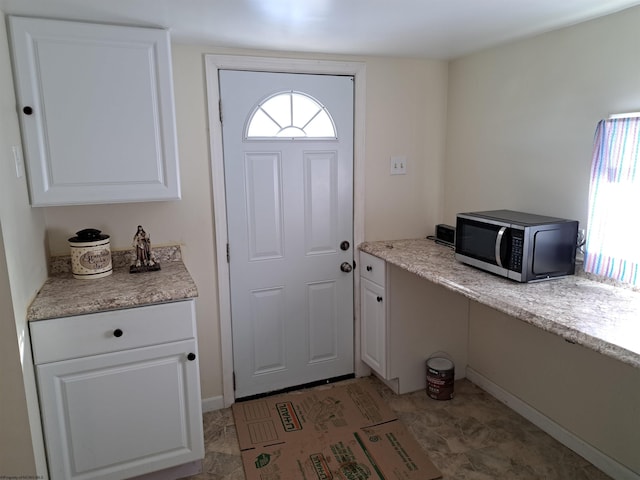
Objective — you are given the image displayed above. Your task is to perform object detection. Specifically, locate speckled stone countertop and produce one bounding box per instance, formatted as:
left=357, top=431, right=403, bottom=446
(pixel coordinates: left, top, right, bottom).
left=27, top=245, right=198, bottom=321
left=359, top=239, right=640, bottom=369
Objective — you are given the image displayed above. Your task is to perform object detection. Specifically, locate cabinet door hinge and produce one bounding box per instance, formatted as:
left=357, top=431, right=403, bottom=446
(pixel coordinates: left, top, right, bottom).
left=226, top=243, right=230, bottom=263
left=232, top=371, right=236, bottom=391
left=219, top=99, right=223, bottom=124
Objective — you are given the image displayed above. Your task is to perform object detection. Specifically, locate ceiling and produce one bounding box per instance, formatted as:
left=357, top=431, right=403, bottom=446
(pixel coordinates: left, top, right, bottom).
left=2, top=0, right=640, bottom=59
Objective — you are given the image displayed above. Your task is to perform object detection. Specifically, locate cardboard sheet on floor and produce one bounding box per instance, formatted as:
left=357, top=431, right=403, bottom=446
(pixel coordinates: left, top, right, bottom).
left=232, top=381, right=441, bottom=480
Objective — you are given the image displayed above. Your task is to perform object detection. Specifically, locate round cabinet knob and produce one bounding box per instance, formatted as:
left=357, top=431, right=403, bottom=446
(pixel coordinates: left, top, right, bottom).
left=22, top=106, right=33, bottom=115
left=187, top=353, right=196, bottom=361
left=377, top=296, right=383, bottom=303
left=366, top=265, right=372, bottom=272
left=340, top=262, right=353, bottom=273
left=113, top=328, right=123, bottom=338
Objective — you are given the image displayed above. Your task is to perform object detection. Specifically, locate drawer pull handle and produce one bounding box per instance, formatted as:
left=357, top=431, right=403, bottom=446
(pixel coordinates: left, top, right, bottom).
left=377, top=296, right=383, bottom=303
left=187, top=353, right=196, bottom=361
left=366, top=265, right=372, bottom=271
left=113, top=328, right=123, bottom=338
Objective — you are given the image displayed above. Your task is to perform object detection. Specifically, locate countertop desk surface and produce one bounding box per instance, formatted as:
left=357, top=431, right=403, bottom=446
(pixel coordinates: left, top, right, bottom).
left=359, top=239, right=640, bottom=369
left=27, top=249, right=197, bottom=322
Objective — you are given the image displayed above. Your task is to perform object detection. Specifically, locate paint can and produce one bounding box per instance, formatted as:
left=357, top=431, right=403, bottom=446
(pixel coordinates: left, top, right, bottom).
left=426, top=354, right=455, bottom=400
left=68, top=228, right=112, bottom=280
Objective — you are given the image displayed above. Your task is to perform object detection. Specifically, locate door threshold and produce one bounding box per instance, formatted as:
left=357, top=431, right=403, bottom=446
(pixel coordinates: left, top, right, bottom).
left=235, top=373, right=355, bottom=402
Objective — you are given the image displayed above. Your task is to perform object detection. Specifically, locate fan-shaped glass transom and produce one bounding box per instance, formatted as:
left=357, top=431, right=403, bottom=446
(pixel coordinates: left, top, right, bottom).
left=246, top=91, right=337, bottom=139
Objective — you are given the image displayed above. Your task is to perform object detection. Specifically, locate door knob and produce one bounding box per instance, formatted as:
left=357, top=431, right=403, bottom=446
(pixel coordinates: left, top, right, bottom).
left=340, top=262, right=353, bottom=273
left=340, top=241, right=350, bottom=251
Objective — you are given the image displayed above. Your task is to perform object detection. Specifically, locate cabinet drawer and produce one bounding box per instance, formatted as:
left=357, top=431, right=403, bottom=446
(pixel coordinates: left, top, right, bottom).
left=30, top=301, right=195, bottom=364
left=360, top=251, right=386, bottom=286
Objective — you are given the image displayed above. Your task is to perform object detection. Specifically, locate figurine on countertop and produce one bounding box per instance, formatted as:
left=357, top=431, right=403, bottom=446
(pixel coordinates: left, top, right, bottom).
left=130, top=225, right=161, bottom=273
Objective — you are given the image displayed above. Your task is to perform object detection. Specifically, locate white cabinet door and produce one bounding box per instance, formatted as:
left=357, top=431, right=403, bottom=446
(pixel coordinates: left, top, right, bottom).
left=361, top=277, right=387, bottom=377
left=36, top=339, right=204, bottom=480
left=9, top=16, right=180, bottom=206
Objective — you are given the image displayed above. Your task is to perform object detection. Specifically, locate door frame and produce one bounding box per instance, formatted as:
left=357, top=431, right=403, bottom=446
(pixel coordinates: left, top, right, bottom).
left=205, top=54, right=367, bottom=406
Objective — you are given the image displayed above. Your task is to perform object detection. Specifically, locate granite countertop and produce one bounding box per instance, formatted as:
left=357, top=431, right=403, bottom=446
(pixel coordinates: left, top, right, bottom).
left=27, top=246, right=198, bottom=321
left=359, top=238, right=640, bottom=369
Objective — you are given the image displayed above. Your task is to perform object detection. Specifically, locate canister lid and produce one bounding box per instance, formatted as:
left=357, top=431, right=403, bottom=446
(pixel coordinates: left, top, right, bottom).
left=68, top=228, right=109, bottom=243
left=427, top=357, right=454, bottom=371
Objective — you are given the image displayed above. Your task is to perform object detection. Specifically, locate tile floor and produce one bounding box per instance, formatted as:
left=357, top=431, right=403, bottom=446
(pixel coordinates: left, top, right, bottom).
left=186, top=376, right=611, bottom=480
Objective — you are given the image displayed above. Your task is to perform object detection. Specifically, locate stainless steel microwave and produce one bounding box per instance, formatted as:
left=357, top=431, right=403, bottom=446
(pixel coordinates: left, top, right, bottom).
left=455, top=210, right=579, bottom=282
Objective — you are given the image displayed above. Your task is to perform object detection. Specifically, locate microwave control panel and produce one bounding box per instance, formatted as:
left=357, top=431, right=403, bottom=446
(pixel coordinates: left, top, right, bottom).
left=509, top=230, right=524, bottom=272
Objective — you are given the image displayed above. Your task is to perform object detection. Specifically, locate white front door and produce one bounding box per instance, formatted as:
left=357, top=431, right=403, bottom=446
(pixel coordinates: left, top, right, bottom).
left=219, top=70, right=354, bottom=398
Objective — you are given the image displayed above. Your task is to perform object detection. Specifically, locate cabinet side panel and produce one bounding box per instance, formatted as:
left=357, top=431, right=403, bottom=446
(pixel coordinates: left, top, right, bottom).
left=387, top=265, right=469, bottom=394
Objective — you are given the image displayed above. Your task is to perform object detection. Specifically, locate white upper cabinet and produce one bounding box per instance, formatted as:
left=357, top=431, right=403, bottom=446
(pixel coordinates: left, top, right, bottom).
left=9, top=16, right=181, bottom=206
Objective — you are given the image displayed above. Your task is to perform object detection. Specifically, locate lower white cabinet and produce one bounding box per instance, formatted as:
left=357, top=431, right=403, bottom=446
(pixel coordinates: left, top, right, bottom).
left=360, top=252, right=388, bottom=378
left=359, top=251, right=469, bottom=394
left=30, top=300, right=204, bottom=480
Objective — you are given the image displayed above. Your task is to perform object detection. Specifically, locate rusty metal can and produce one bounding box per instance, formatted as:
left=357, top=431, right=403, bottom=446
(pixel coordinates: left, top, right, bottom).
left=426, top=356, right=455, bottom=400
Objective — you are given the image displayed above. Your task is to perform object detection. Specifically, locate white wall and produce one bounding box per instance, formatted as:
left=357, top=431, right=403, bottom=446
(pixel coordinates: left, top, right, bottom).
left=444, top=6, right=640, bottom=229
left=0, top=9, right=49, bottom=477
left=40, top=45, right=449, bottom=400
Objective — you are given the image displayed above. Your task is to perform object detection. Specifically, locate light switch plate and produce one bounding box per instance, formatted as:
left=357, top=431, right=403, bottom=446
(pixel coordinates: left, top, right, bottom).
left=390, top=156, right=407, bottom=175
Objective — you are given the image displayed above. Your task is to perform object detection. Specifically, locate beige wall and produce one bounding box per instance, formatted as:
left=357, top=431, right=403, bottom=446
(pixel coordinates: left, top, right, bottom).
left=0, top=226, right=36, bottom=477
left=7, top=4, right=640, bottom=472
left=41, top=46, right=449, bottom=400
left=0, top=9, right=49, bottom=476
left=42, top=46, right=224, bottom=399
left=469, top=302, right=640, bottom=474
left=364, top=57, right=448, bottom=240
left=444, top=6, right=640, bottom=229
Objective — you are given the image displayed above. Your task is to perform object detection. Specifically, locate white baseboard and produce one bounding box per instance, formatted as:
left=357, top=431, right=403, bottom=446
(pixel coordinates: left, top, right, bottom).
left=466, top=367, right=639, bottom=480
left=201, top=395, right=225, bottom=413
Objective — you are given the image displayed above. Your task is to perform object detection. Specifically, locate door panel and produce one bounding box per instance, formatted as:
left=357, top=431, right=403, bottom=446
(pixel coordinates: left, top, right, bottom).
left=304, top=151, right=339, bottom=255
left=245, top=152, right=284, bottom=260
left=220, top=70, right=354, bottom=397
left=308, top=280, right=338, bottom=362
left=250, top=287, right=286, bottom=374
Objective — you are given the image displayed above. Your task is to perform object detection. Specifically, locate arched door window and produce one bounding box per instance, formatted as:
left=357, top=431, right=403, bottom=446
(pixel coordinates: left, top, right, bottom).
left=246, top=91, right=337, bottom=140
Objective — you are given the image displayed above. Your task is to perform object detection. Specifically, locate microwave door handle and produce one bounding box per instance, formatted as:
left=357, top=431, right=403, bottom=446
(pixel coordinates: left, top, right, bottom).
left=495, top=227, right=506, bottom=268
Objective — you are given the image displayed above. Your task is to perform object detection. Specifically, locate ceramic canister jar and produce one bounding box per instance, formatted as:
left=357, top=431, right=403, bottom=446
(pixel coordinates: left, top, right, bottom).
left=68, top=228, right=113, bottom=279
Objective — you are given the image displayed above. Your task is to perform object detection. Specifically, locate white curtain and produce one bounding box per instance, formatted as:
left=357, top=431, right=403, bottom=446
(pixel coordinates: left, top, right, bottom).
left=584, top=117, right=640, bottom=285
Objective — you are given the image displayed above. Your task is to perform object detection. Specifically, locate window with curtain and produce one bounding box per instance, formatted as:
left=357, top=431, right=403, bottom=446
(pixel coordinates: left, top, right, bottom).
left=584, top=116, right=640, bottom=286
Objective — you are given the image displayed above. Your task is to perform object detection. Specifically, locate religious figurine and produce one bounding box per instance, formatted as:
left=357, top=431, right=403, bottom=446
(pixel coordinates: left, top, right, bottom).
left=130, top=225, right=161, bottom=273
